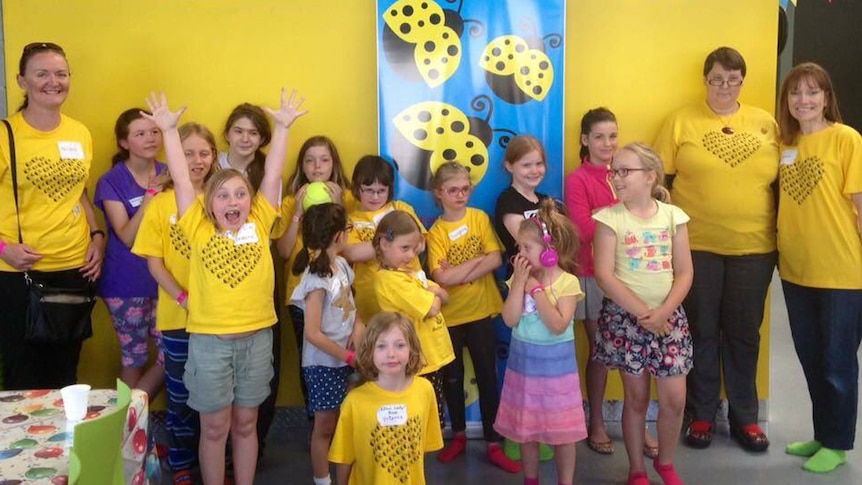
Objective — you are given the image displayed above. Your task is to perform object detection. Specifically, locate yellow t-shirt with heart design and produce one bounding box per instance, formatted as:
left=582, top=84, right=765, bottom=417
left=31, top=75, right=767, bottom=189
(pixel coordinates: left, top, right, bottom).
left=654, top=101, right=779, bottom=255
left=329, top=377, right=443, bottom=485
left=426, top=207, right=503, bottom=326
left=778, top=123, right=862, bottom=289
left=347, top=201, right=425, bottom=322
left=132, top=190, right=191, bottom=332
left=179, top=192, right=278, bottom=334
left=0, top=112, right=93, bottom=272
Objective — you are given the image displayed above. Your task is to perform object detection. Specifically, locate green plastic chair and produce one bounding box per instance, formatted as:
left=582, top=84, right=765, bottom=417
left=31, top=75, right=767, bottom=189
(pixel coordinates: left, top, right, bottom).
left=68, top=379, right=131, bottom=485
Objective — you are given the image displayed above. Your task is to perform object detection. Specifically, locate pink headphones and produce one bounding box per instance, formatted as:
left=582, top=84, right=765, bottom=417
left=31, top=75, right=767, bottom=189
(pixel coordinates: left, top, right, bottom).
left=535, top=217, right=559, bottom=268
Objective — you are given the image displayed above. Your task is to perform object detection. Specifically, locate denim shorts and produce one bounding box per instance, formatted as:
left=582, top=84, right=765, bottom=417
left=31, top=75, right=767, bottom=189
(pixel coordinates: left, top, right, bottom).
left=184, top=328, right=273, bottom=413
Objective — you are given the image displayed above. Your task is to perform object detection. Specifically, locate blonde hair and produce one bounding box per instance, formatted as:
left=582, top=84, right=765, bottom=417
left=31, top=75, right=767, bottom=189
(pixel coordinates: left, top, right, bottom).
left=355, top=312, right=425, bottom=380
left=518, top=198, right=579, bottom=274
left=430, top=161, right=471, bottom=206
left=203, top=169, right=254, bottom=226
left=161, top=122, right=219, bottom=191
left=617, top=143, right=671, bottom=203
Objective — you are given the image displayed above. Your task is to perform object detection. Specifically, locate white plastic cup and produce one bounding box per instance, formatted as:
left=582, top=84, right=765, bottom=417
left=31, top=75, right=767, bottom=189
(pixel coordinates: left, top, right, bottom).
left=60, top=384, right=91, bottom=422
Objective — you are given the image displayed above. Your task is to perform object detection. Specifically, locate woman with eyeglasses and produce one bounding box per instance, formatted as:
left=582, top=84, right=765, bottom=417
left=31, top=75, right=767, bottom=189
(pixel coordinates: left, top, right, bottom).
left=653, top=46, right=779, bottom=452
left=0, top=42, right=104, bottom=389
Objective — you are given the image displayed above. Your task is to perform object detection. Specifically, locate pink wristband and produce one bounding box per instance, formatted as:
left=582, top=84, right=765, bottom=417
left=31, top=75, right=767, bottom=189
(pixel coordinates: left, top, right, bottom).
left=146, top=188, right=158, bottom=196
left=529, top=285, right=544, bottom=298
left=0, top=240, right=7, bottom=257
left=345, top=350, right=356, bottom=365
left=176, top=290, right=188, bottom=306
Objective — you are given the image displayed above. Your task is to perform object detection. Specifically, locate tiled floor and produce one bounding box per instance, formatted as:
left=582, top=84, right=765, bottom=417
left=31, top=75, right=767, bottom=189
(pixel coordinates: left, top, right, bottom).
left=179, top=273, right=862, bottom=484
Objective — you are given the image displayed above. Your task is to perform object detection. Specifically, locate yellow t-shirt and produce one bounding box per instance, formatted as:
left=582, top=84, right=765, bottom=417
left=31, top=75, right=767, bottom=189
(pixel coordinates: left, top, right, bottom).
left=348, top=201, right=425, bottom=322
left=427, top=208, right=503, bottom=326
left=593, top=201, right=690, bottom=308
left=272, top=190, right=356, bottom=303
left=0, top=112, right=93, bottom=272
left=778, top=123, right=862, bottom=289
left=329, top=377, right=443, bottom=485
left=131, top=190, right=191, bottom=331
left=179, top=193, right=278, bottom=334
left=654, top=101, right=779, bottom=255
left=374, top=269, right=455, bottom=374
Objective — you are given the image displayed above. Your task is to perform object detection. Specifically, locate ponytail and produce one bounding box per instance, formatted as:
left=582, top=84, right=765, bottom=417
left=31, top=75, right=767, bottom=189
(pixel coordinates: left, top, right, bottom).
left=291, top=203, right=348, bottom=277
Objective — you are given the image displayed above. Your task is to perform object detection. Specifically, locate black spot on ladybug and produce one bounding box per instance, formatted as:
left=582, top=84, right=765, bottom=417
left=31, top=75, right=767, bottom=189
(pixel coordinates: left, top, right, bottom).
left=492, top=47, right=501, bottom=56
left=447, top=45, right=458, bottom=56
left=471, top=154, right=484, bottom=166
left=533, top=86, right=543, bottom=95
left=525, top=80, right=532, bottom=86
left=508, top=54, right=514, bottom=59
left=539, top=61, right=549, bottom=70
left=424, top=41, right=435, bottom=52
left=402, top=114, right=411, bottom=122
left=441, top=109, right=450, bottom=116
left=418, top=20, right=425, bottom=27
left=403, top=5, right=413, bottom=16
left=428, top=69, right=439, bottom=79
left=418, top=111, right=431, bottom=122
left=504, top=39, right=511, bottom=45
left=421, top=2, right=428, bottom=8
left=441, top=57, right=448, bottom=64
left=465, top=140, right=473, bottom=147
left=538, top=73, right=544, bottom=79
left=400, top=23, right=411, bottom=35
left=520, top=66, right=530, bottom=75
left=430, top=13, right=441, bottom=24
left=390, top=9, right=398, bottom=16
left=424, top=58, right=431, bottom=65
left=531, top=54, right=537, bottom=59
left=451, top=121, right=465, bottom=133
left=443, top=149, right=457, bottom=160
left=515, top=44, right=525, bottom=53
left=443, top=32, right=450, bottom=39
left=495, top=61, right=505, bottom=71
left=435, top=127, right=445, bottom=135
left=414, top=129, right=427, bottom=141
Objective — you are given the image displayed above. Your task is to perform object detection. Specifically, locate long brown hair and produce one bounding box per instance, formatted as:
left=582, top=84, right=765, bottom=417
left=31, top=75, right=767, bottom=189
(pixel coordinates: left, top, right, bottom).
left=777, top=62, right=842, bottom=146
left=286, top=136, right=350, bottom=195
left=355, top=312, right=425, bottom=381
left=222, top=103, right=271, bottom=191
left=161, top=123, right=219, bottom=191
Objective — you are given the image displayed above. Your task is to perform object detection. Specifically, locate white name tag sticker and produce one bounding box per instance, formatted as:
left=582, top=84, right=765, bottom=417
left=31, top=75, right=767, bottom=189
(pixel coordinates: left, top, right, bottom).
left=448, top=224, right=468, bottom=241
left=377, top=404, right=407, bottom=426
left=58, top=141, right=85, bottom=160
left=129, top=196, right=144, bottom=208
left=169, top=214, right=177, bottom=225
left=415, top=269, right=429, bottom=287
left=523, top=209, right=538, bottom=219
left=780, top=149, right=798, bottom=166
left=372, top=207, right=395, bottom=225
left=232, top=223, right=259, bottom=245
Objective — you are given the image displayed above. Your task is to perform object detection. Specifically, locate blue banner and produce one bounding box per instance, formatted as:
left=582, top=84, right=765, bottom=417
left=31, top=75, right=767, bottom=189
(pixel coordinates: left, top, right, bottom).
left=377, top=0, right=566, bottom=228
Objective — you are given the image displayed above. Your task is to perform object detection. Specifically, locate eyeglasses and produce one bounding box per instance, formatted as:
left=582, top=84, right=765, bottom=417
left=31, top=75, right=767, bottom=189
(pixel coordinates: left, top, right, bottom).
left=359, top=187, right=388, bottom=198
left=609, top=167, right=648, bottom=178
left=707, top=77, right=743, bottom=87
left=444, top=185, right=472, bottom=196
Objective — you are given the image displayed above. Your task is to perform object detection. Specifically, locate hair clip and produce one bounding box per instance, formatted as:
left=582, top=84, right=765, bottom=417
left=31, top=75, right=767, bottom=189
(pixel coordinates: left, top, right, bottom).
left=386, top=227, right=395, bottom=242
left=308, top=248, right=322, bottom=261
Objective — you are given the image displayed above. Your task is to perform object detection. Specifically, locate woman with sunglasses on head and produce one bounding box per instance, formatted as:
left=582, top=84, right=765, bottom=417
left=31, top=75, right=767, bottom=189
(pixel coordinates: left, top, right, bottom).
left=0, top=42, right=104, bottom=390
left=654, top=46, right=779, bottom=452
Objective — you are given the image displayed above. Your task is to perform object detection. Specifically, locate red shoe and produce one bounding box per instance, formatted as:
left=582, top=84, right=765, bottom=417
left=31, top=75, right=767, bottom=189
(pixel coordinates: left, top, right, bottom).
left=731, top=423, right=770, bottom=452
left=654, top=460, right=685, bottom=485
left=684, top=420, right=714, bottom=449
left=437, top=433, right=467, bottom=463
left=627, top=471, right=650, bottom=485
left=487, top=442, right=521, bottom=473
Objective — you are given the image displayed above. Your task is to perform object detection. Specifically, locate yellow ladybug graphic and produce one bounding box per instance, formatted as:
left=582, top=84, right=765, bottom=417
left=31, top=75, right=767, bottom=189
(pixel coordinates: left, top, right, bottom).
left=479, top=33, right=561, bottom=104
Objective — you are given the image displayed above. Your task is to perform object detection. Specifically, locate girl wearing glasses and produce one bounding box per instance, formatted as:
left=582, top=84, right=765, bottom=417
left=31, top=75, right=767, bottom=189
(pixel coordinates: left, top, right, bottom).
left=654, top=46, right=779, bottom=452
left=342, top=155, right=425, bottom=324
left=426, top=162, right=520, bottom=472
left=593, top=143, right=693, bottom=485
left=290, top=202, right=364, bottom=485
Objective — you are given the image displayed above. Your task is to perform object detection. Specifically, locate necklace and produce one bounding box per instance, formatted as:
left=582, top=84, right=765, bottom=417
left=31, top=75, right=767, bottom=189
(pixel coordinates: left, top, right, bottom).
left=710, top=104, right=739, bottom=135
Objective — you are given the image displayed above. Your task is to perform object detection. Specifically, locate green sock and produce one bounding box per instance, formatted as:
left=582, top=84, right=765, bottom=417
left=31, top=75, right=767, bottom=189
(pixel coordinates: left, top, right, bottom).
left=785, top=440, right=821, bottom=457
left=539, top=443, right=554, bottom=461
left=803, top=448, right=846, bottom=473
left=504, top=438, right=521, bottom=460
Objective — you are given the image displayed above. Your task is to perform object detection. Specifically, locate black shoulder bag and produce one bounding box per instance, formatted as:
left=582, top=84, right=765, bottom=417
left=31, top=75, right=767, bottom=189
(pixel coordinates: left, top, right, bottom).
left=3, top=119, right=95, bottom=344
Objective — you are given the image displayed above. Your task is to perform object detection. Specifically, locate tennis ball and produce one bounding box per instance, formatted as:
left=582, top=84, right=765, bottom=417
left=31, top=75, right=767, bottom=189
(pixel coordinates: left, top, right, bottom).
left=302, top=181, right=333, bottom=210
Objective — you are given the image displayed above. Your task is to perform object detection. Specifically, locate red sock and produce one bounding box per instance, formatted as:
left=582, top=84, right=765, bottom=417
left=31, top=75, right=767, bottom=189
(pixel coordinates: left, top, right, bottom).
left=487, top=442, right=522, bottom=473
left=654, top=460, right=685, bottom=485
left=437, top=433, right=467, bottom=463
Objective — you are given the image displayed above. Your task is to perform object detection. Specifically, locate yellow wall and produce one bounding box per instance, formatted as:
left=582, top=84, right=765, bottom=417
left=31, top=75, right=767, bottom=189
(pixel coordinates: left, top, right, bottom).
left=4, top=0, right=776, bottom=404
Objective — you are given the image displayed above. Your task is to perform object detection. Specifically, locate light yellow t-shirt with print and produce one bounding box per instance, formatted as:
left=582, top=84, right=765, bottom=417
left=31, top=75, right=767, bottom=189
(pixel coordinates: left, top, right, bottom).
left=179, top=193, right=278, bottom=334
left=374, top=269, right=455, bottom=374
left=329, top=377, right=443, bottom=485
left=0, top=112, right=93, bottom=272
left=654, top=101, right=779, bottom=255
left=427, top=208, right=503, bottom=326
left=348, top=201, right=425, bottom=322
left=272, top=190, right=356, bottom=303
left=593, top=201, right=690, bottom=308
left=778, top=123, right=862, bottom=289
left=131, top=190, right=191, bottom=331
